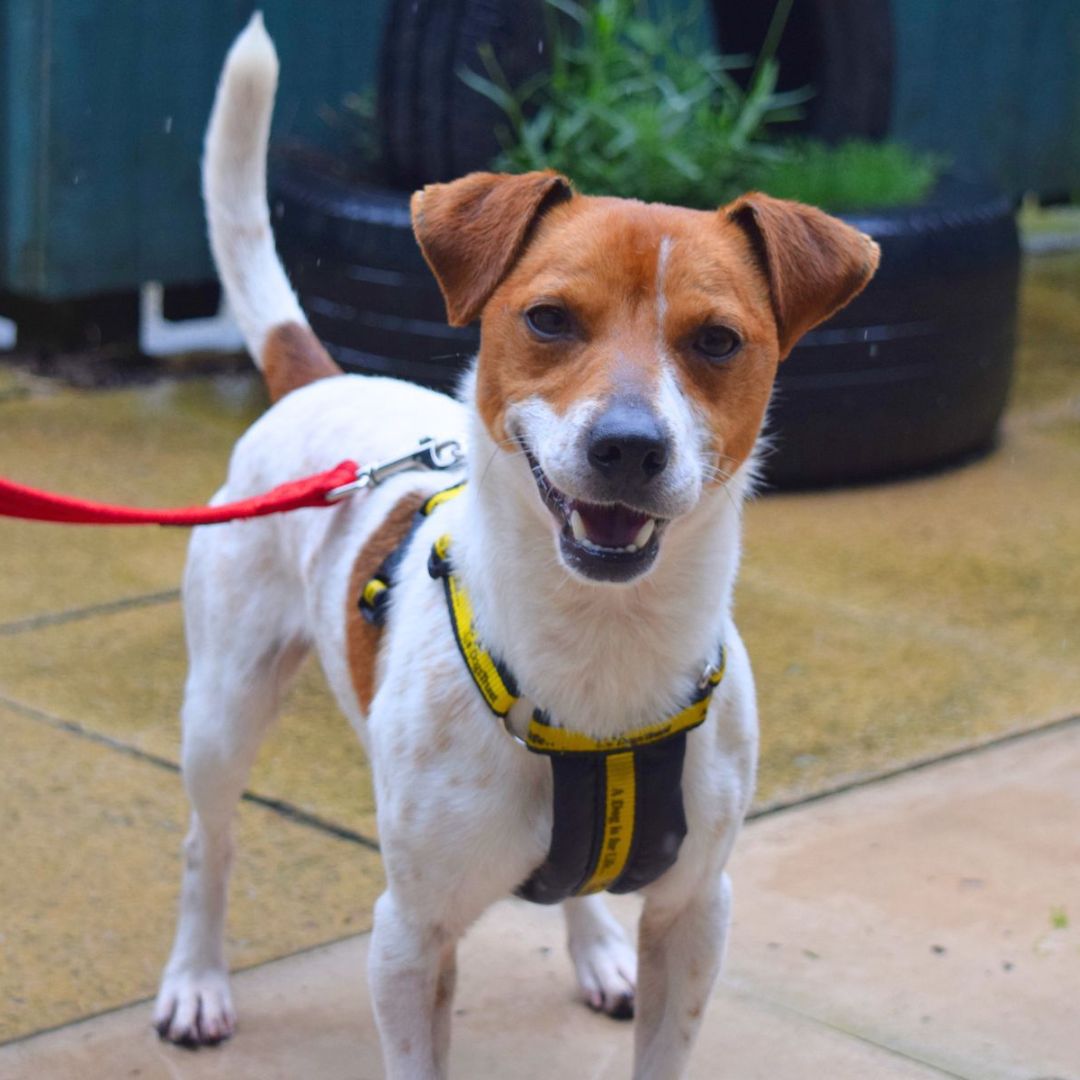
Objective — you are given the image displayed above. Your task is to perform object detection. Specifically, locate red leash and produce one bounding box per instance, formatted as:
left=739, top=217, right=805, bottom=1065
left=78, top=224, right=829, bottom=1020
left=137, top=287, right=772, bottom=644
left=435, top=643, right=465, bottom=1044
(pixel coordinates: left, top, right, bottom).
left=0, top=461, right=360, bottom=526
left=0, top=437, right=464, bottom=527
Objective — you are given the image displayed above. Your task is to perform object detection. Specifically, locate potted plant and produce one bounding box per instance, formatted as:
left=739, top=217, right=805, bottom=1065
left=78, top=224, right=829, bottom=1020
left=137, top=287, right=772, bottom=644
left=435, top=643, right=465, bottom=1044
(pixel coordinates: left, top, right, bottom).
left=270, top=0, right=1019, bottom=487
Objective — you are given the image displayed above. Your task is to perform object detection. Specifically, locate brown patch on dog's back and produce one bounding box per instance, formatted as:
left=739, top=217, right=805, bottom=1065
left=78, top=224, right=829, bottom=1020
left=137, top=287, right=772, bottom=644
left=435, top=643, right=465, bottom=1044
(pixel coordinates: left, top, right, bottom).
left=345, top=491, right=428, bottom=712
left=262, top=321, right=342, bottom=404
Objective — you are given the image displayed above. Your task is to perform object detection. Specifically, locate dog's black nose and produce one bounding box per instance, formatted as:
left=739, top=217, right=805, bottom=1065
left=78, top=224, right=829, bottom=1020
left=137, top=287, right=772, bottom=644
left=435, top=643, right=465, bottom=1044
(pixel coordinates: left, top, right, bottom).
left=587, top=400, right=670, bottom=484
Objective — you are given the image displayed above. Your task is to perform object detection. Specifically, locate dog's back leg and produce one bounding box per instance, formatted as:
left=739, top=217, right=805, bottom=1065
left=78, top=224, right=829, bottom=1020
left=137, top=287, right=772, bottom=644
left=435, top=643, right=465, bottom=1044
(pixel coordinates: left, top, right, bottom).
left=563, top=895, right=638, bottom=1019
left=154, top=526, right=309, bottom=1045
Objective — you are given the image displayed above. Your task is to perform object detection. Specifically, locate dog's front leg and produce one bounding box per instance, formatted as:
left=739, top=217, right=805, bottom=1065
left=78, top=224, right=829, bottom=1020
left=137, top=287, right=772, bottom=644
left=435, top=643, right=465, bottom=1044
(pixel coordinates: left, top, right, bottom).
left=564, top=895, right=637, bottom=1018
left=369, top=890, right=457, bottom=1080
left=632, top=871, right=732, bottom=1080
left=431, top=941, right=457, bottom=1072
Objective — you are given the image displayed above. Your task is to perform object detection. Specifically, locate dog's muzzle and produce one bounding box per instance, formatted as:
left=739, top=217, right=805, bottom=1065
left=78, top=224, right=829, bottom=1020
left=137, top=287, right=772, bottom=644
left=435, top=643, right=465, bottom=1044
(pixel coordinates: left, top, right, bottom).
left=521, top=444, right=668, bottom=584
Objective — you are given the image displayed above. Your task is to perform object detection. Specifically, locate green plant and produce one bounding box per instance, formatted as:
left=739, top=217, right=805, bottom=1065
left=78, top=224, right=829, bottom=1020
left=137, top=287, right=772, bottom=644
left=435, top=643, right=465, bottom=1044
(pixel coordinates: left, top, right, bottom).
left=460, top=0, right=809, bottom=208
left=319, top=88, right=382, bottom=181
left=755, top=139, right=941, bottom=212
left=460, top=0, right=938, bottom=211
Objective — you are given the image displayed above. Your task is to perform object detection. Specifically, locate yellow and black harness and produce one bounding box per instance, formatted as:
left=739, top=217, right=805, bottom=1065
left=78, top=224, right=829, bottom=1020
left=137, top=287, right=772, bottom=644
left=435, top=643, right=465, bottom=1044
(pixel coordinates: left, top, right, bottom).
left=360, top=483, right=726, bottom=904
left=358, top=481, right=468, bottom=624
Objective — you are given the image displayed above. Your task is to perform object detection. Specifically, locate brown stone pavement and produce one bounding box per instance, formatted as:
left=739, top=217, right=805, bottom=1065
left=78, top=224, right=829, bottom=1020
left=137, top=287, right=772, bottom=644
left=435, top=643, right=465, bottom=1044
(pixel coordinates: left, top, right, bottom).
left=3, top=720, right=1077, bottom=1080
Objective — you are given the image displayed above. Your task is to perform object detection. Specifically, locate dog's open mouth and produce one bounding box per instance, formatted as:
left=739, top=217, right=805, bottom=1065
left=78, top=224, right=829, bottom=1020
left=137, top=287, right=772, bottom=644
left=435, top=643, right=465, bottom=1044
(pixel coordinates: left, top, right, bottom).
left=523, top=447, right=666, bottom=582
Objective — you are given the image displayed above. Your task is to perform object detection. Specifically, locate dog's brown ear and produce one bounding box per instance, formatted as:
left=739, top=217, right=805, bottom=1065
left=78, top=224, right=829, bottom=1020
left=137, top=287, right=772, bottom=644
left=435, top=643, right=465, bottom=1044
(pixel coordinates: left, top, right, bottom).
left=726, top=193, right=880, bottom=358
left=411, top=171, right=573, bottom=327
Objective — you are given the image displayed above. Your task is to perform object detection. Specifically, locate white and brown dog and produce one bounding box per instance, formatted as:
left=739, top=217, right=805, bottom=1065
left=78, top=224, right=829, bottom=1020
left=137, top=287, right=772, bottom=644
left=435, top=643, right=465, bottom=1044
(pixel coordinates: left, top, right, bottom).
left=153, top=15, right=878, bottom=1078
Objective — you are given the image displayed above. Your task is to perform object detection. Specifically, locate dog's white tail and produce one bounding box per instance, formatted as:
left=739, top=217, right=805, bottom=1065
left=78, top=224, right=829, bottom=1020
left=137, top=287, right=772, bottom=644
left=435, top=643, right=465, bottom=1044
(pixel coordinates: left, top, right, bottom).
left=203, top=13, right=340, bottom=401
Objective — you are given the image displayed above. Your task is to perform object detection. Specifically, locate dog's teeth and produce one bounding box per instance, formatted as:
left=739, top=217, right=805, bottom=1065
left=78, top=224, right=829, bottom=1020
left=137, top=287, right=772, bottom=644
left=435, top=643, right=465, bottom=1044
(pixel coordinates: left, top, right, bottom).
left=633, top=519, right=656, bottom=548
left=570, top=509, right=587, bottom=541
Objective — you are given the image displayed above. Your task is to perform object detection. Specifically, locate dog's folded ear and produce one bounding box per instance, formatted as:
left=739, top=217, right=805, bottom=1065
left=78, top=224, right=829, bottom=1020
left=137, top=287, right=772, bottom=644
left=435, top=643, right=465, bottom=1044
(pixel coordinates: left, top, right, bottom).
left=411, top=171, right=573, bottom=327
left=726, top=193, right=880, bottom=359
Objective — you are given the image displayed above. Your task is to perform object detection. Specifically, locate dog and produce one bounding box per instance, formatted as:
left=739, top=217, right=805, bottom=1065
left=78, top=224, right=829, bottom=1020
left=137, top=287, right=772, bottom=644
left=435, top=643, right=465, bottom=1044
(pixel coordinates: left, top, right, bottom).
left=152, top=15, right=878, bottom=1078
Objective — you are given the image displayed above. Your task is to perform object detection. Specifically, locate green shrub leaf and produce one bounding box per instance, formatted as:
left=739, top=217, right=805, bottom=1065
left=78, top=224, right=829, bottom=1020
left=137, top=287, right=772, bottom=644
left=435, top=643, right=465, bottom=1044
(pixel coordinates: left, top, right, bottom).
left=454, top=0, right=939, bottom=210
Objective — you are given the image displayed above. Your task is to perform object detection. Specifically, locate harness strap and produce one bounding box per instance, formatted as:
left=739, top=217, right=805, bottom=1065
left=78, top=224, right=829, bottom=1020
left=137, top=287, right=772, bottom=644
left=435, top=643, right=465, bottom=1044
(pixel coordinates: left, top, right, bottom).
left=429, top=534, right=519, bottom=712
left=427, top=532, right=726, bottom=903
left=515, top=736, right=692, bottom=901
left=525, top=654, right=723, bottom=755
left=359, top=481, right=466, bottom=626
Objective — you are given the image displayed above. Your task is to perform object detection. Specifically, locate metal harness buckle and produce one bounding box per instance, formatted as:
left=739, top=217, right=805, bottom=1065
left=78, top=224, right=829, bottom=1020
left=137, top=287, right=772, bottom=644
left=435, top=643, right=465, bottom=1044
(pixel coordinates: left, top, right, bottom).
left=326, top=437, right=465, bottom=502
left=697, top=661, right=722, bottom=690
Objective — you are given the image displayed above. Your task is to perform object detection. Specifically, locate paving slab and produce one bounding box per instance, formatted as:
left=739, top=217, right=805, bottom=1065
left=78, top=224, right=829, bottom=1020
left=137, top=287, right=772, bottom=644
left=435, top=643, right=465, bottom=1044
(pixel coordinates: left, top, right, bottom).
left=5, top=722, right=1076, bottom=1079
left=3, top=548, right=1072, bottom=856
left=0, top=903, right=949, bottom=1080
left=0, top=364, right=38, bottom=403
left=0, top=377, right=261, bottom=625
left=741, top=428, right=1080, bottom=669
left=741, top=252, right=1080, bottom=803
left=4, top=721, right=1075, bottom=1080
left=726, top=721, right=1080, bottom=1080
left=0, top=602, right=376, bottom=839
left=0, top=703, right=382, bottom=1043
left=1012, top=251, right=1080, bottom=409
left=740, top=553, right=1080, bottom=806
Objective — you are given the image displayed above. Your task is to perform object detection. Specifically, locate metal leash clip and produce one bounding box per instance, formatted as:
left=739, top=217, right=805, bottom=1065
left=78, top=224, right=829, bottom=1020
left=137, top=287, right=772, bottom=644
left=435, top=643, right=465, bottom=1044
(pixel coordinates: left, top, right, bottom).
left=326, top=437, right=465, bottom=502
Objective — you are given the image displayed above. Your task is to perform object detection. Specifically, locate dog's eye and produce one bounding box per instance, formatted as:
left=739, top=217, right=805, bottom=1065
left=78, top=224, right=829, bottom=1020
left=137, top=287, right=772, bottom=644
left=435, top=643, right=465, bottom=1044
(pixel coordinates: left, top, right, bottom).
left=525, top=304, right=571, bottom=339
left=693, top=325, right=741, bottom=362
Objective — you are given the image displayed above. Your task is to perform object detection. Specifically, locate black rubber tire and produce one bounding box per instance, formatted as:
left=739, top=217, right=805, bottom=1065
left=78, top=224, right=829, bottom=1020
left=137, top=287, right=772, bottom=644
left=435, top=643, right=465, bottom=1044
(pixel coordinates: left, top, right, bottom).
left=710, top=0, right=894, bottom=141
left=378, top=0, right=549, bottom=189
left=270, top=161, right=1020, bottom=488
left=271, top=158, right=479, bottom=386
left=767, top=179, right=1020, bottom=487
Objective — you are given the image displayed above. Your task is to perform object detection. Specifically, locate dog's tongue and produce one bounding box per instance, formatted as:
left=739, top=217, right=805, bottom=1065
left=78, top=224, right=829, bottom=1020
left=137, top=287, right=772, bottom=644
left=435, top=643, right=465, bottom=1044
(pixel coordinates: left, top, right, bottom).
left=575, top=502, right=650, bottom=548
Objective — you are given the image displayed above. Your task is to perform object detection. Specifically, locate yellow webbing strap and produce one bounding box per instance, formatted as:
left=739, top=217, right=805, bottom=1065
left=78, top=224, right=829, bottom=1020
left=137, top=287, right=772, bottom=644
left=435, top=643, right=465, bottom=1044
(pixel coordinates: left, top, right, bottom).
left=433, top=535, right=726, bottom=749
left=360, top=481, right=466, bottom=626
left=524, top=645, right=725, bottom=755
left=434, top=534, right=519, bottom=717
left=578, top=751, right=636, bottom=894
left=362, top=577, right=388, bottom=608
left=421, top=481, right=467, bottom=516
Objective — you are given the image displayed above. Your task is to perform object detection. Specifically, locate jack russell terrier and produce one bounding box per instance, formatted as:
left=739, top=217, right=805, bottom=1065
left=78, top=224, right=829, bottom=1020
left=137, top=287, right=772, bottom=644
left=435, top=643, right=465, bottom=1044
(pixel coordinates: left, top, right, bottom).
left=153, top=15, right=878, bottom=1078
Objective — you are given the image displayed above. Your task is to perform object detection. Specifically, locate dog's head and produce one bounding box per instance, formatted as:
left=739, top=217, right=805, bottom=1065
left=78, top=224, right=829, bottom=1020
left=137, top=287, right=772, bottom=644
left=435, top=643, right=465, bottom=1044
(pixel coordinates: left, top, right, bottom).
left=412, top=172, right=878, bottom=584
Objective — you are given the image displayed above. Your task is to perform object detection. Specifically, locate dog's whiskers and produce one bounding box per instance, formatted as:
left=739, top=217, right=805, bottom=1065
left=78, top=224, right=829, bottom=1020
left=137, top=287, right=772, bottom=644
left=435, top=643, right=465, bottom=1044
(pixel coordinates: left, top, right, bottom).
left=700, top=456, right=742, bottom=514
left=469, top=436, right=537, bottom=496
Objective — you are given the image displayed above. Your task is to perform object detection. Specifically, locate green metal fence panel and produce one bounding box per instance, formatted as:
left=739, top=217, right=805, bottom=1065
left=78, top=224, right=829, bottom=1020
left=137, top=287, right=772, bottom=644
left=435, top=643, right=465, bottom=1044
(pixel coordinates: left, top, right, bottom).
left=3, top=1, right=1078, bottom=304
left=890, top=0, right=1080, bottom=197
left=0, top=0, right=389, bottom=301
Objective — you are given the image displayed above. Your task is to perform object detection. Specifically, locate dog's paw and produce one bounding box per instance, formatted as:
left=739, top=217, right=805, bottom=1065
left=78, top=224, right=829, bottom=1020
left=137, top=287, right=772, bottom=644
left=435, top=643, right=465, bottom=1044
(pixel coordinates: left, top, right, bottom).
left=153, top=969, right=235, bottom=1047
left=569, top=923, right=637, bottom=1020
